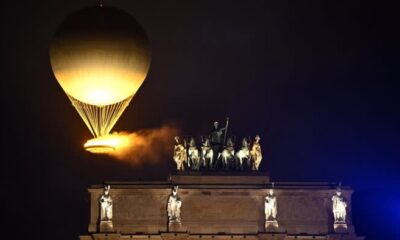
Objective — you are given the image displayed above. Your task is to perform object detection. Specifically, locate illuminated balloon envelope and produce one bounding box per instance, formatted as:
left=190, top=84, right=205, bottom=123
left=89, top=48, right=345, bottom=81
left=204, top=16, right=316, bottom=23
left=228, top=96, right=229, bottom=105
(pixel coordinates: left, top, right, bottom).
left=50, top=6, right=151, bottom=138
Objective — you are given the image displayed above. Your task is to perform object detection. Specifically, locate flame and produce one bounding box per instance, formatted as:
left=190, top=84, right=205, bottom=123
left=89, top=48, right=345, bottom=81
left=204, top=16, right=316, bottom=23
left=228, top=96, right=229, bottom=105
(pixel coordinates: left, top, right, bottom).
left=84, top=125, right=180, bottom=166
left=84, top=134, right=130, bottom=153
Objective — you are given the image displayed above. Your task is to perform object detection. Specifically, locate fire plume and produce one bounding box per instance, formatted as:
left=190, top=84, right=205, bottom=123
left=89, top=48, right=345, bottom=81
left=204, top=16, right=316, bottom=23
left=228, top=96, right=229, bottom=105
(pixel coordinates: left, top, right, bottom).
left=84, top=125, right=179, bottom=165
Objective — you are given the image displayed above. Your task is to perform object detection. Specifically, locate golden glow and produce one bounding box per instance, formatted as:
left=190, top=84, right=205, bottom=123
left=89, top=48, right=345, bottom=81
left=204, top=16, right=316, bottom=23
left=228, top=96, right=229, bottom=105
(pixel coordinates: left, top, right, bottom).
left=49, top=6, right=151, bottom=139
left=52, top=54, right=148, bottom=106
left=84, top=134, right=129, bottom=154
left=69, top=94, right=132, bottom=137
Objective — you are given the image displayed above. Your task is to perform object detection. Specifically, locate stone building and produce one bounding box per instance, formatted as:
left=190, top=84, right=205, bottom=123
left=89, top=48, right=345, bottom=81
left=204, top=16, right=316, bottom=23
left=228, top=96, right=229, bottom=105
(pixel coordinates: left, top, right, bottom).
left=79, top=173, right=364, bottom=240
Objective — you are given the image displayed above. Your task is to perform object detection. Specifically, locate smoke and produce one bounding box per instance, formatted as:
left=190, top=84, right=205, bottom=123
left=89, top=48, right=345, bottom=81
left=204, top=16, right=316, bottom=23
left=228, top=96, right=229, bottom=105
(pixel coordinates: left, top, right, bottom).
left=107, top=125, right=180, bottom=166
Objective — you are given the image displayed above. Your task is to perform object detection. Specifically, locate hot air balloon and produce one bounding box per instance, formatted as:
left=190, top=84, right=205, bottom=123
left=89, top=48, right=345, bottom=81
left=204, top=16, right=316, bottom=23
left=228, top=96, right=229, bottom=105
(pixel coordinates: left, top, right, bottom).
left=50, top=6, right=151, bottom=152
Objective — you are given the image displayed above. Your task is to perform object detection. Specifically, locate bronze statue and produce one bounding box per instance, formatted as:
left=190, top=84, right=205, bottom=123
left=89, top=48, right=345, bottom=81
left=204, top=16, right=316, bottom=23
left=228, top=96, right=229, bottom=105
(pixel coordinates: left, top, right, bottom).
left=236, top=137, right=251, bottom=170
left=221, top=137, right=235, bottom=170
left=210, top=119, right=228, bottom=168
left=173, top=136, right=187, bottom=171
left=172, top=120, right=263, bottom=172
left=188, top=137, right=200, bottom=170
left=250, top=135, right=262, bottom=171
left=201, top=136, right=214, bottom=169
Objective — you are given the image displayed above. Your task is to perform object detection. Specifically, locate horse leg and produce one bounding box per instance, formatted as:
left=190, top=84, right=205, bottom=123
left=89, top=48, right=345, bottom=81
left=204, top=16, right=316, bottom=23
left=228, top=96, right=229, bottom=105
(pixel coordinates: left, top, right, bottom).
left=207, top=152, right=211, bottom=169
left=195, top=157, right=199, bottom=170
left=238, top=157, right=243, bottom=171
left=223, top=156, right=228, bottom=170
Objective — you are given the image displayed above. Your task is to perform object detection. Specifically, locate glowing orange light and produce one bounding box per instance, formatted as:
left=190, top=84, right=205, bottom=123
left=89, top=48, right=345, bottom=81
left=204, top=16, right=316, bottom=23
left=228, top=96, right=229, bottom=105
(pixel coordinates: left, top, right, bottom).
left=84, top=134, right=129, bottom=154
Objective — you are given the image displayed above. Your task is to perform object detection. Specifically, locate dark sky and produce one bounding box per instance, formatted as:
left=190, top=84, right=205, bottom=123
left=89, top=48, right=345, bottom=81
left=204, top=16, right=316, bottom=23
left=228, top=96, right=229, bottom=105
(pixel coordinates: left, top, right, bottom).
left=2, top=1, right=399, bottom=240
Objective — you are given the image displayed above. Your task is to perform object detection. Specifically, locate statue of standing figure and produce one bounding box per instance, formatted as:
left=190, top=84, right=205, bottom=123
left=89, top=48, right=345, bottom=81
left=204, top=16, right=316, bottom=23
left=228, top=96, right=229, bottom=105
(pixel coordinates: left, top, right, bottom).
left=99, top=185, right=113, bottom=221
left=210, top=119, right=228, bottom=168
left=265, top=188, right=277, bottom=221
left=173, top=136, right=187, bottom=171
left=332, top=188, right=347, bottom=223
left=167, top=185, right=182, bottom=223
left=250, top=135, right=262, bottom=171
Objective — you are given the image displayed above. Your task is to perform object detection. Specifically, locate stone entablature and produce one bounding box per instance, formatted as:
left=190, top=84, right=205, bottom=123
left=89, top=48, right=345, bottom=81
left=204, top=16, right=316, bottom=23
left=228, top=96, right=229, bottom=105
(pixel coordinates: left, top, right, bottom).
left=80, top=233, right=364, bottom=240
left=81, top=174, right=363, bottom=240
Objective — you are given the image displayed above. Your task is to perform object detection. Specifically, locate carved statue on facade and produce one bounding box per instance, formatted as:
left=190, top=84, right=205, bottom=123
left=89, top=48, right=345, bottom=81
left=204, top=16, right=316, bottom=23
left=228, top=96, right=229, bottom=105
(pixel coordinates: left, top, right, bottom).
left=332, top=188, right=347, bottom=223
left=188, top=137, right=200, bottom=170
left=250, top=134, right=262, bottom=171
left=99, top=185, right=113, bottom=221
left=201, top=136, right=214, bottom=169
left=235, top=137, right=251, bottom=170
left=265, top=188, right=277, bottom=221
left=173, top=136, right=187, bottom=171
left=167, top=185, right=182, bottom=223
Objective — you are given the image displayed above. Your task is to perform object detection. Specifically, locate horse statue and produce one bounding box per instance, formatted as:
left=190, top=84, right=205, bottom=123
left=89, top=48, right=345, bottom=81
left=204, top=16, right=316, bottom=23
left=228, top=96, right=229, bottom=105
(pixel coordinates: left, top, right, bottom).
left=187, top=137, right=201, bottom=170
left=235, top=137, right=251, bottom=170
left=250, top=135, right=262, bottom=171
left=173, top=136, right=187, bottom=171
left=221, top=137, right=236, bottom=170
left=201, top=136, right=214, bottom=169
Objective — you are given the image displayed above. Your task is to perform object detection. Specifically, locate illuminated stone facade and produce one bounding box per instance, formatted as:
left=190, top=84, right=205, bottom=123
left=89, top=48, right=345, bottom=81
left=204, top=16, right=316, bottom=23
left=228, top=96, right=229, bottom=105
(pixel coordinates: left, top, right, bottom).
left=79, top=173, right=364, bottom=240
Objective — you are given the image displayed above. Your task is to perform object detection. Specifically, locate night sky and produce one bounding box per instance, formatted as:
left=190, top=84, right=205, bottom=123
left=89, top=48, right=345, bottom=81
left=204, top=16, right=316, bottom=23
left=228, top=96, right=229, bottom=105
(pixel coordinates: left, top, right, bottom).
left=2, top=1, right=399, bottom=240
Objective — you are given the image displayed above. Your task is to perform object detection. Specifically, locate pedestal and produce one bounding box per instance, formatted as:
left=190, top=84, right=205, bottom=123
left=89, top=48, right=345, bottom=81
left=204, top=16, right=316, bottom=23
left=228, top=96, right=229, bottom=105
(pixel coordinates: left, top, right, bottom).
left=333, top=222, right=348, bottom=233
left=99, top=220, right=114, bottom=233
left=265, top=220, right=281, bottom=232
left=168, top=222, right=187, bottom=232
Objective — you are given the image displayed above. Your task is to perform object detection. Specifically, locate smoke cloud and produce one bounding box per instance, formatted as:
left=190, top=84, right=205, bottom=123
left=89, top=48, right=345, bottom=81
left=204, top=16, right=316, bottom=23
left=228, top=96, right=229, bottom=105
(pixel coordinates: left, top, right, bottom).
left=106, top=125, right=180, bottom=166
